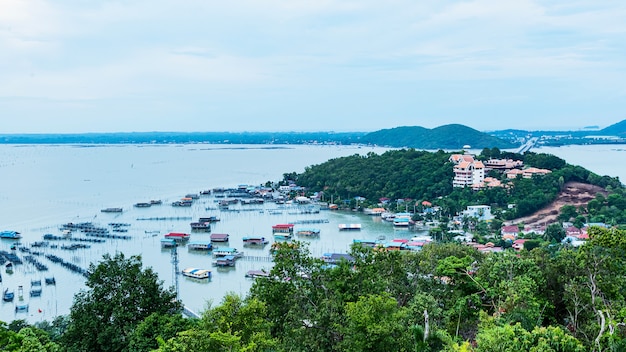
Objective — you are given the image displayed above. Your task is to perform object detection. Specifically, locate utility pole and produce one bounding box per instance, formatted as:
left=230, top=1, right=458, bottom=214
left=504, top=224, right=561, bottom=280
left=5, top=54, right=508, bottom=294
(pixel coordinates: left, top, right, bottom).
left=171, top=246, right=179, bottom=301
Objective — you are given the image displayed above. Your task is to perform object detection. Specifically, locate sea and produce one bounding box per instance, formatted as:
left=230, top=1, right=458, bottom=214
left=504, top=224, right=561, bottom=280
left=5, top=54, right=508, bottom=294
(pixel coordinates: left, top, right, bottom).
left=0, top=143, right=624, bottom=324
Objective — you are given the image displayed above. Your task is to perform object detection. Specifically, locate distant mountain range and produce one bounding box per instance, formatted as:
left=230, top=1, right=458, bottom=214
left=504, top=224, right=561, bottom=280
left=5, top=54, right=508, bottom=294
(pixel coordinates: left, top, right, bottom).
left=1, top=119, right=624, bottom=149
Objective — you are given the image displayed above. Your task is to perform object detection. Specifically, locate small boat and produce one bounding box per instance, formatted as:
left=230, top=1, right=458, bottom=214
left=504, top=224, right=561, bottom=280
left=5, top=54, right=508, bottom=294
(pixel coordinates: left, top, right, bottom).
left=31, top=279, right=42, bottom=287
left=0, top=230, right=21, bottom=239
left=338, top=224, right=361, bottom=231
left=45, top=277, right=56, bottom=285
left=15, top=304, right=29, bottom=313
left=30, top=288, right=42, bottom=297
left=5, top=262, right=14, bottom=274
left=149, top=199, right=162, bottom=205
left=100, top=207, right=123, bottom=213
left=198, top=216, right=220, bottom=223
left=134, top=202, right=152, bottom=208
left=296, top=228, right=320, bottom=236
left=246, top=269, right=270, bottom=278
left=182, top=267, right=211, bottom=279
left=164, top=232, right=191, bottom=242
left=243, top=236, right=269, bottom=246
left=3, top=288, right=14, bottom=302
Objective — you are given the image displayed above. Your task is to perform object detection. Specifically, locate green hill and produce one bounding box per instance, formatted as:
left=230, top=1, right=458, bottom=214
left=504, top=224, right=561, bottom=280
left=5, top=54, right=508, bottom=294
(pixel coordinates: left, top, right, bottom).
left=360, top=124, right=515, bottom=149
left=600, top=119, right=626, bottom=137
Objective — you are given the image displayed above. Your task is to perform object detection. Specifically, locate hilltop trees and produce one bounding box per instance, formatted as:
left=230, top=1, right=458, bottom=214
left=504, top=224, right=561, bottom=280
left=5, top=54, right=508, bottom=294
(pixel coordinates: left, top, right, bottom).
left=62, top=252, right=180, bottom=352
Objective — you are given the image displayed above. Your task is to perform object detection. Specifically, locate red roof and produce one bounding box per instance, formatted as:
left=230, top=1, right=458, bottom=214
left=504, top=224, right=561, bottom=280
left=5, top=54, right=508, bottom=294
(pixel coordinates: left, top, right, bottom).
left=165, top=232, right=190, bottom=238
left=272, top=224, right=294, bottom=229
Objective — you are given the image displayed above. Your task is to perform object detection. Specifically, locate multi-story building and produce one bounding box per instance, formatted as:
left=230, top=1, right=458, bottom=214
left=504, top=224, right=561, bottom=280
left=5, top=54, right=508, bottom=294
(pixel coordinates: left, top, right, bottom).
left=450, top=154, right=484, bottom=188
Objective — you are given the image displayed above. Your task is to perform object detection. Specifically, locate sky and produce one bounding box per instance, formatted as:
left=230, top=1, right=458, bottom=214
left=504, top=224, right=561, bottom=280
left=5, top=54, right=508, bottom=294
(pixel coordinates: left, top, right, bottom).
left=1, top=0, right=625, bottom=133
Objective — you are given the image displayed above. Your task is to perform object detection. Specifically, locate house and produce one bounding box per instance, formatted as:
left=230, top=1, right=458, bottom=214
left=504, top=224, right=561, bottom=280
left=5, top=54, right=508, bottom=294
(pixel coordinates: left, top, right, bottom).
left=501, top=225, right=521, bottom=238
left=462, top=205, right=494, bottom=221
left=512, top=239, right=529, bottom=251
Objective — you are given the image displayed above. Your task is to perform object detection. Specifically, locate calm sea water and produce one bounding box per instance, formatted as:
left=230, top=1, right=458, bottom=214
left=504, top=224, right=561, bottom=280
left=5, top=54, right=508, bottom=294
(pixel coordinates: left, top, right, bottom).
left=0, top=143, right=623, bottom=324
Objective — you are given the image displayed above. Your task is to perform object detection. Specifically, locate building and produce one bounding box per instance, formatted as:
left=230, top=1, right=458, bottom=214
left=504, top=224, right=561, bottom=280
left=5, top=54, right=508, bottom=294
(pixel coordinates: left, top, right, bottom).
left=462, top=205, right=494, bottom=221
left=450, top=154, right=485, bottom=188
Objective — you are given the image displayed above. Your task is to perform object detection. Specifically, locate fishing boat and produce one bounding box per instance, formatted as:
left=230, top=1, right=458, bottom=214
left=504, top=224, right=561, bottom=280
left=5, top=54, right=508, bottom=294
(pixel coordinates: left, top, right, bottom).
left=15, top=304, right=29, bottom=313
left=45, top=277, right=56, bottom=285
left=3, top=288, right=14, bottom=302
left=338, top=224, right=361, bottom=231
left=100, top=207, right=123, bottom=213
left=134, top=202, right=152, bottom=208
left=242, top=236, right=269, bottom=246
left=0, top=230, right=21, bottom=239
left=296, top=228, right=320, bottom=236
left=245, top=269, right=270, bottom=278
left=30, top=287, right=42, bottom=297
left=272, top=224, right=294, bottom=234
left=182, top=267, right=211, bottom=279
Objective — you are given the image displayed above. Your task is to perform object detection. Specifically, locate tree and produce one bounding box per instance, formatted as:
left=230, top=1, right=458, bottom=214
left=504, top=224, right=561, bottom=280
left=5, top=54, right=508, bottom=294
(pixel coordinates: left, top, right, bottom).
left=62, top=252, right=180, bottom=352
left=544, top=223, right=566, bottom=243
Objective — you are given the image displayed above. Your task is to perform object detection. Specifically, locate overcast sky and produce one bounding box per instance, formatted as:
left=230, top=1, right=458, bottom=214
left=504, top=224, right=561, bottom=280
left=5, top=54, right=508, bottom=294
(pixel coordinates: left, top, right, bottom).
left=1, top=1, right=625, bottom=133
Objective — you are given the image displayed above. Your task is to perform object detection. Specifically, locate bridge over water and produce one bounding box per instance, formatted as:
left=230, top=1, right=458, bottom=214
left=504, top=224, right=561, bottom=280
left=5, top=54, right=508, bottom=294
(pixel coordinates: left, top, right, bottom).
left=515, top=137, right=538, bottom=154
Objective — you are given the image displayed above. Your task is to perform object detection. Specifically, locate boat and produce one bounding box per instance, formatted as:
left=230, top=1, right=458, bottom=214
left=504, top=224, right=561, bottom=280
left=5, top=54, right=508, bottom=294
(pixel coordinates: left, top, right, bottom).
left=3, top=288, right=14, bottom=302
left=187, top=241, right=213, bottom=251
left=182, top=267, right=211, bottom=279
left=198, top=216, right=220, bottom=223
left=150, top=199, right=162, bottom=205
left=190, top=222, right=211, bottom=231
left=338, top=224, right=361, bottom=231
left=45, top=277, right=56, bottom=285
left=210, top=233, right=229, bottom=242
left=296, top=228, right=320, bottom=236
left=213, top=255, right=236, bottom=267
left=100, top=207, right=123, bottom=213
left=164, top=232, right=191, bottom=242
left=245, top=269, right=270, bottom=278
left=5, top=262, right=14, bottom=274
left=212, top=247, right=243, bottom=258
left=134, top=202, right=152, bottom=208
left=243, top=236, right=269, bottom=246
left=15, top=304, right=29, bottom=313
left=0, top=230, right=21, bottom=239
left=30, top=288, right=42, bottom=297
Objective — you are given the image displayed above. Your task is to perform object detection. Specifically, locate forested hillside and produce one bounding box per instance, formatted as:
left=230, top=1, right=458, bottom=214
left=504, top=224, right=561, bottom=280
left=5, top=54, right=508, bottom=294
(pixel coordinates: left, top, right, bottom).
left=360, top=124, right=515, bottom=149
left=291, top=148, right=622, bottom=220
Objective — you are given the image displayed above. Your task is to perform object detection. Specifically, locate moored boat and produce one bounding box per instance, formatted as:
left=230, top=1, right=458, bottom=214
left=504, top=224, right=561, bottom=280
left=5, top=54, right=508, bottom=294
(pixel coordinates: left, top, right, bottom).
left=272, top=224, right=294, bottom=234
left=100, top=207, right=123, bottom=213
left=3, top=288, right=14, bottom=302
left=0, top=230, right=21, bottom=239
left=296, top=228, right=320, bottom=236
left=134, top=202, right=152, bottom=208
left=338, top=224, right=361, bottom=231
left=190, top=222, right=211, bottom=231
left=246, top=269, right=270, bottom=278
left=182, top=267, right=211, bottom=279
left=161, top=239, right=178, bottom=248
